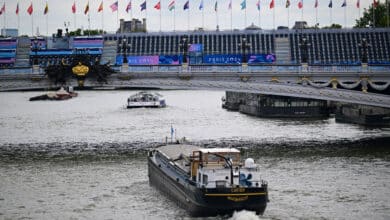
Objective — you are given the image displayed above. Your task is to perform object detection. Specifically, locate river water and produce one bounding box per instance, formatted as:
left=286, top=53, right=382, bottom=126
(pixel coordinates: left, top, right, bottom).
left=0, top=90, right=389, bottom=220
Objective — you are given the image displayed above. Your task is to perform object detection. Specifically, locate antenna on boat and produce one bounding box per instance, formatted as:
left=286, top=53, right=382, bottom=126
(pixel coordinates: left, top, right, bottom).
left=170, top=125, right=174, bottom=143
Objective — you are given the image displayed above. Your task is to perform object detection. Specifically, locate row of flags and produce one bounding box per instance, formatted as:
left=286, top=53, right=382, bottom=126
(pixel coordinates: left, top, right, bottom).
left=0, top=0, right=382, bottom=16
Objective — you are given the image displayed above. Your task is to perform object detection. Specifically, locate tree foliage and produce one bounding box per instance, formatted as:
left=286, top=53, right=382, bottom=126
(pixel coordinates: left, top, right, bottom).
left=355, top=2, right=390, bottom=28
left=68, top=29, right=105, bottom=36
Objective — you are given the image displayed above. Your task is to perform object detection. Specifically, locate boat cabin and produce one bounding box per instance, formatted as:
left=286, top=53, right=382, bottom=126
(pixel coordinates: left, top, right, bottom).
left=191, top=148, right=260, bottom=189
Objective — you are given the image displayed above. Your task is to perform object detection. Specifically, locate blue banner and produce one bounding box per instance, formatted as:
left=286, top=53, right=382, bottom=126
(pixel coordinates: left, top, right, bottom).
left=189, top=44, right=203, bottom=52
left=116, top=55, right=182, bottom=65
left=248, top=54, right=276, bottom=64
left=159, top=55, right=181, bottom=65
left=203, top=54, right=242, bottom=64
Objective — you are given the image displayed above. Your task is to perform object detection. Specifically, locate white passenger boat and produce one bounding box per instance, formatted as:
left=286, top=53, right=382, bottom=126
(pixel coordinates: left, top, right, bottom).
left=127, top=91, right=166, bottom=108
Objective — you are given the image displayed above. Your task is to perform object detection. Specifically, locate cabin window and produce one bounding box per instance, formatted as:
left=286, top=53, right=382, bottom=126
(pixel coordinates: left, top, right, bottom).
left=202, top=174, right=208, bottom=185
left=216, top=181, right=226, bottom=188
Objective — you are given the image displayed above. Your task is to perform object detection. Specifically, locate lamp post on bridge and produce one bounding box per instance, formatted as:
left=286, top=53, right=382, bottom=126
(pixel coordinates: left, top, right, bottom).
left=179, top=36, right=190, bottom=65
left=358, top=38, right=370, bottom=65
left=31, top=37, right=40, bottom=66
left=298, top=37, right=311, bottom=64
left=238, top=36, right=251, bottom=64
left=119, top=37, right=130, bottom=69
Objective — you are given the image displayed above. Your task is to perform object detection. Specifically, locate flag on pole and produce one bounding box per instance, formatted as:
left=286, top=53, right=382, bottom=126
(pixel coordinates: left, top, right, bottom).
left=228, top=0, right=232, bottom=10
left=315, top=0, right=318, bottom=8
left=16, top=2, right=19, bottom=14
left=110, top=1, right=118, bottom=12
left=373, top=0, right=379, bottom=8
left=44, top=2, right=48, bottom=14
left=0, top=3, right=5, bottom=15
left=199, top=0, right=203, bottom=10
left=286, top=0, right=290, bottom=8
left=341, top=0, right=346, bottom=7
left=72, top=1, right=76, bottom=13
left=140, top=1, right=146, bottom=11
left=27, top=2, right=33, bottom=15
left=241, top=0, right=246, bottom=10
left=298, top=0, right=303, bottom=9
left=256, top=0, right=260, bottom=10
left=270, top=0, right=275, bottom=9
left=126, top=1, right=132, bottom=12
left=98, top=1, right=103, bottom=12
left=215, top=1, right=218, bottom=12
left=356, top=0, right=360, bottom=8
left=183, top=1, right=189, bottom=10
left=84, top=2, right=89, bottom=14
left=154, top=1, right=161, bottom=10
left=168, top=0, right=175, bottom=11
left=328, top=0, right=333, bottom=8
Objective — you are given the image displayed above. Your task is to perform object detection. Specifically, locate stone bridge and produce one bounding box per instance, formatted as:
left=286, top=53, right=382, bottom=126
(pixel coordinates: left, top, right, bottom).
left=1, top=65, right=390, bottom=108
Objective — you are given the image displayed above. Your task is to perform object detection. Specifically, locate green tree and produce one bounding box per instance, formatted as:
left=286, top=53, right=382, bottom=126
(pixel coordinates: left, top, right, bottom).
left=323, top=23, right=343, bottom=29
left=355, top=2, right=390, bottom=28
left=69, top=29, right=104, bottom=36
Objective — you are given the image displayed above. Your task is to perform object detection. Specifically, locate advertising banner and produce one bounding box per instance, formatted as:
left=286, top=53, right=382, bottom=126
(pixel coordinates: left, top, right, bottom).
left=188, top=44, right=203, bottom=52
left=116, top=55, right=182, bottom=65
left=127, top=56, right=159, bottom=65
left=159, top=55, right=181, bottom=65
left=248, top=54, right=276, bottom=64
left=203, top=54, right=242, bottom=64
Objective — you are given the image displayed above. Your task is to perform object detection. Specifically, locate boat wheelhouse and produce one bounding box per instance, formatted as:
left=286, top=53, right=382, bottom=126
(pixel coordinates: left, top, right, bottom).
left=127, top=91, right=166, bottom=108
left=148, top=144, right=268, bottom=217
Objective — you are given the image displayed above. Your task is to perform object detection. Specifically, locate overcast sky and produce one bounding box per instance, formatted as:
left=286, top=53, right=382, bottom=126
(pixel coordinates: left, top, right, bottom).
left=0, top=0, right=376, bottom=36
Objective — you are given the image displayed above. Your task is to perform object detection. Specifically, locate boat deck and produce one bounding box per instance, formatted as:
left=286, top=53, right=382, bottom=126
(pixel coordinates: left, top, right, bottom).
left=158, top=144, right=200, bottom=160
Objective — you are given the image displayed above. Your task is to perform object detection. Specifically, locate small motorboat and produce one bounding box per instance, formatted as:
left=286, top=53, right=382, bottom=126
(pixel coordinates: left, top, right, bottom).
left=127, top=91, right=166, bottom=108
left=29, top=87, right=78, bottom=101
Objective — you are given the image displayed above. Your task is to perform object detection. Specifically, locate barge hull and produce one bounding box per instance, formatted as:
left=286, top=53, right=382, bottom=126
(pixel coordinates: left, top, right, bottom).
left=148, top=156, right=267, bottom=217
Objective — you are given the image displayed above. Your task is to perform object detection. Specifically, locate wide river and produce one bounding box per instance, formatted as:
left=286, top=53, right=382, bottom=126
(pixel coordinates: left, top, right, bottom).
left=0, top=90, right=389, bottom=220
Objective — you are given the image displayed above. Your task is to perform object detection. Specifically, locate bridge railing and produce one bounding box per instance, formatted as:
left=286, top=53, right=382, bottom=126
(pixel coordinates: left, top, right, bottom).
left=1, top=64, right=390, bottom=76
left=0, top=67, right=34, bottom=75
left=121, top=64, right=390, bottom=74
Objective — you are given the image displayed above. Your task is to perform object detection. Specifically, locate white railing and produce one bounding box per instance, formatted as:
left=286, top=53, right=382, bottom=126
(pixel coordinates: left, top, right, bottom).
left=1, top=64, right=389, bottom=75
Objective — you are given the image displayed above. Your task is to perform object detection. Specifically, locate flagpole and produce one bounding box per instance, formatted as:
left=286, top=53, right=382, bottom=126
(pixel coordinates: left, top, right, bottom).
left=3, top=0, right=6, bottom=33
left=373, top=3, right=375, bottom=28
left=88, top=0, right=91, bottom=34
left=273, top=5, right=275, bottom=30
left=17, top=2, right=20, bottom=35
left=160, top=1, right=162, bottom=32
left=187, top=3, right=190, bottom=31
left=288, top=7, right=290, bottom=29
left=344, top=3, right=347, bottom=28
left=330, top=6, right=333, bottom=25
left=202, top=1, right=204, bottom=30
left=258, top=6, right=261, bottom=28
left=387, top=0, right=390, bottom=27
left=315, top=3, right=318, bottom=26
left=101, top=1, right=104, bottom=33
left=74, top=0, right=76, bottom=30
left=230, top=1, right=232, bottom=31
left=245, top=3, right=247, bottom=28
left=46, top=1, right=49, bottom=36
left=31, top=1, right=34, bottom=36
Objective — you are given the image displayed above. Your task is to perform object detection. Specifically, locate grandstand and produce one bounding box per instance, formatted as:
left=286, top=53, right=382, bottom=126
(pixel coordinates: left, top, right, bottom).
left=0, top=38, right=17, bottom=67
left=1, top=27, right=389, bottom=69
left=104, top=28, right=390, bottom=66
left=28, top=36, right=103, bottom=67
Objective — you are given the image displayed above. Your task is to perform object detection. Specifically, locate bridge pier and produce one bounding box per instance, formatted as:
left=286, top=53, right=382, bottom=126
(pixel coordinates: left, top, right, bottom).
left=335, top=104, right=390, bottom=126
left=223, top=91, right=329, bottom=118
